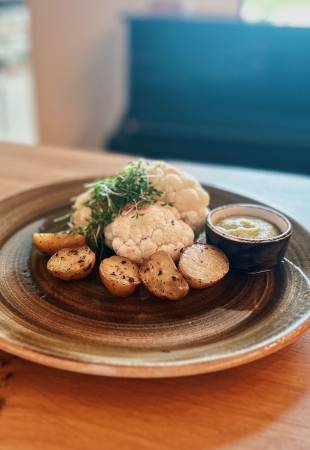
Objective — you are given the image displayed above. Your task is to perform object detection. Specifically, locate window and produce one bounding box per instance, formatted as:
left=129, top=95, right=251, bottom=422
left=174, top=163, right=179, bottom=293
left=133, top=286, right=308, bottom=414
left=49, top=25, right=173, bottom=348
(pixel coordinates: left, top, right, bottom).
left=241, top=0, right=310, bottom=27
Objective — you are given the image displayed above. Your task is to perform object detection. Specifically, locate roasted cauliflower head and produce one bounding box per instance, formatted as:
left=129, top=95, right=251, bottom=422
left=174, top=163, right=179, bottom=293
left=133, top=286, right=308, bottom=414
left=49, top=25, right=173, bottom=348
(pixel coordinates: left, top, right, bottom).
left=104, top=203, right=194, bottom=264
left=73, top=161, right=209, bottom=232
left=71, top=160, right=209, bottom=263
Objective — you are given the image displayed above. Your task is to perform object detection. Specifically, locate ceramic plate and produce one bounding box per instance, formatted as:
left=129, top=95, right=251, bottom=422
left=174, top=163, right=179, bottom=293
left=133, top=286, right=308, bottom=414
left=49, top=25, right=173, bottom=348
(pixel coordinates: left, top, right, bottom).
left=0, top=179, right=309, bottom=378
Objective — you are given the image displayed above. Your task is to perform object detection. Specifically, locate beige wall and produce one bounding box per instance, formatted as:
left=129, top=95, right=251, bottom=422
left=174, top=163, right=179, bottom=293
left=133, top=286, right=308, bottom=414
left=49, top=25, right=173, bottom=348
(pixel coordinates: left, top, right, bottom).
left=28, top=0, right=239, bottom=148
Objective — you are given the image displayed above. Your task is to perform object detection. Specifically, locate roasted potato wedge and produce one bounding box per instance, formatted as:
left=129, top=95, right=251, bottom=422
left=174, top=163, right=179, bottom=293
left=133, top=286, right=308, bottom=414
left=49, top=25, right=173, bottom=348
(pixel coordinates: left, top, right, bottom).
left=99, top=256, right=140, bottom=298
left=140, top=251, right=189, bottom=300
left=47, top=246, right=96, bottom=280
left=33, top=232, right=86, bottom=255
left=179, top=243, right=229, bottom=288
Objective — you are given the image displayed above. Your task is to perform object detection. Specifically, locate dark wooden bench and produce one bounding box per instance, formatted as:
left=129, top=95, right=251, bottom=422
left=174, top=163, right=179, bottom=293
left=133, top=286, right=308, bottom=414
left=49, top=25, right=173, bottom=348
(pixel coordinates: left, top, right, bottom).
left=108, top=17, right=310, bottom=174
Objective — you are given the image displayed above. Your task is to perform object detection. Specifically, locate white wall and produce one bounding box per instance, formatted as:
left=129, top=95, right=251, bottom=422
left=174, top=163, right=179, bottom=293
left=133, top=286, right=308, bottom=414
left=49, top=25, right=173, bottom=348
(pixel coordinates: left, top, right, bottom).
left=28, top=0, right=239, bottom=148
left=0, top=4, right=37, bottom=144
left=0, top=64, right=37, bottom=144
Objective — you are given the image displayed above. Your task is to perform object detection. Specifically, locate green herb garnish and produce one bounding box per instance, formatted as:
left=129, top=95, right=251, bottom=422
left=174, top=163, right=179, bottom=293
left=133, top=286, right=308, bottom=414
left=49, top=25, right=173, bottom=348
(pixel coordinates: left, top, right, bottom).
left=68, top=161, right=163, bottom=258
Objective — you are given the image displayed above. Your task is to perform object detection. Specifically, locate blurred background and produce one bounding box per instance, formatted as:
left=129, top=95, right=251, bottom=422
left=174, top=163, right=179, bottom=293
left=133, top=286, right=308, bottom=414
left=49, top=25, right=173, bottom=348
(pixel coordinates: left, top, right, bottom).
left=0, top=0, right=309, bottom=173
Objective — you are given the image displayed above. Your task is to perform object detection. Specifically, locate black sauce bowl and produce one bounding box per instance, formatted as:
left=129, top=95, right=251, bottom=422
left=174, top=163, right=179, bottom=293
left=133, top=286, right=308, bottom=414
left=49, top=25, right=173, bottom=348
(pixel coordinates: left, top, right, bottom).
left=205, top=204, right=292, bottom=273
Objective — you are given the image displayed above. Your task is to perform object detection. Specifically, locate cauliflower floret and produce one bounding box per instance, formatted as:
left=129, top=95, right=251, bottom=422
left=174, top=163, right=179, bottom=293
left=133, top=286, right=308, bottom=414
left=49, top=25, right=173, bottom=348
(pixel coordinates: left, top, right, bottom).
left=104, top=203, right=194, bottom=264
left=146, top=161, right=210, bottom=231
left=72, top=190, right=92, bottom=229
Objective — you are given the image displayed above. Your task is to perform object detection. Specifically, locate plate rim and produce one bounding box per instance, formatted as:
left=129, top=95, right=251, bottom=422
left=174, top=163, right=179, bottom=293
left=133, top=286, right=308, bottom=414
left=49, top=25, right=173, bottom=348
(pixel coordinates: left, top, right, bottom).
left=0, top=316, right=308, bottom=378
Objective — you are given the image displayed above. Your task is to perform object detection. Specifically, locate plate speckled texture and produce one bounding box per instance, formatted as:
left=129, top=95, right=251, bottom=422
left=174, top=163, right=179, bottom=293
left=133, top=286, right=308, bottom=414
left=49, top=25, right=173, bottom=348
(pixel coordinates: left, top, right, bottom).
left=0, top=179, right=309, bottom=377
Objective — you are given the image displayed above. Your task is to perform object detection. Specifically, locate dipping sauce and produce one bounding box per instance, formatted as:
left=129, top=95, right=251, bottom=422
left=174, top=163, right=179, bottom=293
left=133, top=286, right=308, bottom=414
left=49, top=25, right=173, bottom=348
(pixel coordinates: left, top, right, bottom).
left=215, top=216, right=280, bottom=240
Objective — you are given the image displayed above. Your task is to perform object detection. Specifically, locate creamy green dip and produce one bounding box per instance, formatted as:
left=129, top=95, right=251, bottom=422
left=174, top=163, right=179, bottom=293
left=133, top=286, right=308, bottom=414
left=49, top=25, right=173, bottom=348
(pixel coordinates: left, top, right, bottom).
left=215, top=216, right=280, bottom=240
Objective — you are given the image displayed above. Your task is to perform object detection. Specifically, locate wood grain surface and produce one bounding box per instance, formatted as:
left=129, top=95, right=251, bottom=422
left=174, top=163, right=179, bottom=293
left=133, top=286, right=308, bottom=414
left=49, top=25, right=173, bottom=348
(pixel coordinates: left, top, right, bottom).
left=0, top=142, right=309, bottom=450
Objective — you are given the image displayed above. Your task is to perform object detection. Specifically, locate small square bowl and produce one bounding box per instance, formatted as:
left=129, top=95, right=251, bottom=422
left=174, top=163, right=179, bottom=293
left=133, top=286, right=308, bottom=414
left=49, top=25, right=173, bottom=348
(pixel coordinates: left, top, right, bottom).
left=205, top=203, right=293, bottom=273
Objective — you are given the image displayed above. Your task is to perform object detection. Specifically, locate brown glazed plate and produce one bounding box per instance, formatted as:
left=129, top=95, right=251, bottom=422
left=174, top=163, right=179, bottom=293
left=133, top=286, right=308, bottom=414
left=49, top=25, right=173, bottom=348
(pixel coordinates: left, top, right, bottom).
left=0, top=179, right=309, bottom=378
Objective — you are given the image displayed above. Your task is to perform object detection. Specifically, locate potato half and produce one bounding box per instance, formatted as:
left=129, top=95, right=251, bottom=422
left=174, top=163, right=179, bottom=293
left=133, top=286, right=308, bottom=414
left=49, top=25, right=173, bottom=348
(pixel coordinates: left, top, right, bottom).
left=99, top=256, right=140, bottom=298
left=179, top=243, right=229, bottom=288
left=47, top=246, right=96, bottom=280
left=33, top=232, right=86, bottom=255
left=140, top=251, right=189, bottom=300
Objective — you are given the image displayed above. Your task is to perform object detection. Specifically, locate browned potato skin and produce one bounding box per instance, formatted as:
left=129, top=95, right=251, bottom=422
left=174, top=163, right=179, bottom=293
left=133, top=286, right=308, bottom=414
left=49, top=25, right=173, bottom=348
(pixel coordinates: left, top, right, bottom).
left=140, top=251, right=189, bottom=300
left=33, top=232, right=86, bottom=255
left=99, top=256, right=140, bottom=298
left=179, top=243, right=229, bottom=288
left=47, top=246, right=96, bottom=280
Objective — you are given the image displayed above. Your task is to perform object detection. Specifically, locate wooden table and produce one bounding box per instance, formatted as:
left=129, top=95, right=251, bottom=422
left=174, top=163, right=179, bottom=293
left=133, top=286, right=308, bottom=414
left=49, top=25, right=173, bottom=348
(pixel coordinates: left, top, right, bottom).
left=0, top=143, right=309, bottom=450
